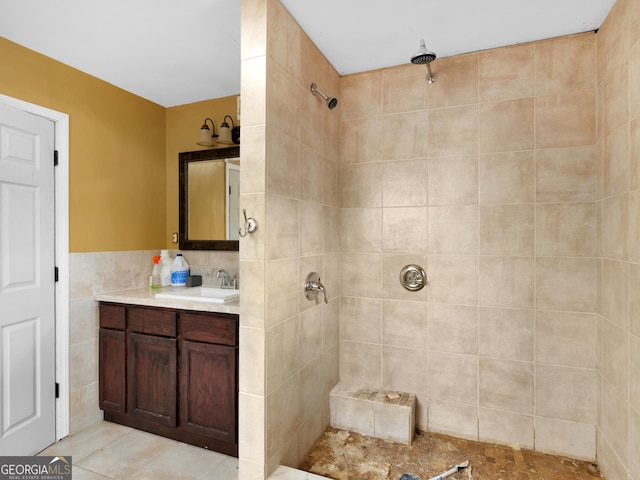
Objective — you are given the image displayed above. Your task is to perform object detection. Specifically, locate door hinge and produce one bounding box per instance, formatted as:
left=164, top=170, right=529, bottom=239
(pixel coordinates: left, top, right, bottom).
left=55, top=383, right=60, bottom=399
left=55, top=266, right=59, bottom=282
left=54, top=150, right=59, bottom=166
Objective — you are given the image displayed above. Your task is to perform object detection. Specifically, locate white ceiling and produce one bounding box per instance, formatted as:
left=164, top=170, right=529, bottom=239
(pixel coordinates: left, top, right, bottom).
left=0, top=0, right=616, bottom=108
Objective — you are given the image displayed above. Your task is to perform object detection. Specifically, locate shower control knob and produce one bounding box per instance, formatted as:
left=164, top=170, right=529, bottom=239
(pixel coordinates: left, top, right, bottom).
left=399, top=264, right=426, bottom=291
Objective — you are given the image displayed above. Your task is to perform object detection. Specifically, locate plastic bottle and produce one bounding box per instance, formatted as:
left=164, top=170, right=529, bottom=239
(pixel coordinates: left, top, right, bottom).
left=159, top=249, right=173, bottom=287
left=170, top=253, right=190, bottom=286
left=151, top=256, right=162, bottom=289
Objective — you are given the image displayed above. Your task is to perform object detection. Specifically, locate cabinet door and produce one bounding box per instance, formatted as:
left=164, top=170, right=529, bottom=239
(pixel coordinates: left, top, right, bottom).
left=99, top=328, right=126, bottom=413
left=128, top=332, right=177, bottom=427
left=179, top=340, right=237, bottom=443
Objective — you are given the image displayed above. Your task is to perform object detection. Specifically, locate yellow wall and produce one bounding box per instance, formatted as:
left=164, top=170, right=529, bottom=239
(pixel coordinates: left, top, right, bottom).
left=164, top=97, right=239, bottom=247
left=0, top=37, right=167, bottom=252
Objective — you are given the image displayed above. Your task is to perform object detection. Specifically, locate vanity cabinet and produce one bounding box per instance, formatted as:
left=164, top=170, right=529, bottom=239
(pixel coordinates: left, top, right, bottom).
left=98, top=302, right=238, bottom=456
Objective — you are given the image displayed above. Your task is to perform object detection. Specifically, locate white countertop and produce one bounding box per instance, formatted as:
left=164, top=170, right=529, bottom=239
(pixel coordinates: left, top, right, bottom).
left=95, top=286, right=240, bottom=315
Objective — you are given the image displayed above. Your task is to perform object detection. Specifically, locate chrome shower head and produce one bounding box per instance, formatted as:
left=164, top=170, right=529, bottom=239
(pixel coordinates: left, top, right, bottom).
left=311, top=83, right=338, bottom=109
left=411, top=39, right=437, bottom=84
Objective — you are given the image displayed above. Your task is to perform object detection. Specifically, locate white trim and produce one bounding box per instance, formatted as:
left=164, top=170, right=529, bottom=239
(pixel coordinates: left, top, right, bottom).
left=0, top=93, right=70, bottom=441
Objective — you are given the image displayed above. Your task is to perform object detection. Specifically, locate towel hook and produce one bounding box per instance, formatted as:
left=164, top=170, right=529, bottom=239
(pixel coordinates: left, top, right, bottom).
left=239, top=209, right=258, bottom=237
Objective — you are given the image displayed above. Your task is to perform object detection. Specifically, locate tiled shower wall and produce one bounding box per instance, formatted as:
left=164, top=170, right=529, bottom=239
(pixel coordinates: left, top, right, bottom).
left=68, top=250, right=238, bottom=435
left=339, top=33, right=599, bottom=460
left=239, top=0, right=341, bottom=477
left=595, top=0, right=640, bottom=478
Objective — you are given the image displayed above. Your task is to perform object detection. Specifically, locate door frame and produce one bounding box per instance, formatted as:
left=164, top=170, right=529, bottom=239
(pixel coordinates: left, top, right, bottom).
left=0, top=93, right=70, bottom=442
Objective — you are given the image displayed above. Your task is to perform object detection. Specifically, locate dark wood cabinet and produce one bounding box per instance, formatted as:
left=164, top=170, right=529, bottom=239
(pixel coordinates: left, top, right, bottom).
left=98, top=302, right=238, bottom=456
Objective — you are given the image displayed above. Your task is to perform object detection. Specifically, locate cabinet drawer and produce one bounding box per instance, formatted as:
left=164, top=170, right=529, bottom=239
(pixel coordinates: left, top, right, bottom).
left=99, top=303, right=126, bottom=330
left=128, top=307, right=177, bottom=337
left=180, top=312, right=238, bottom=346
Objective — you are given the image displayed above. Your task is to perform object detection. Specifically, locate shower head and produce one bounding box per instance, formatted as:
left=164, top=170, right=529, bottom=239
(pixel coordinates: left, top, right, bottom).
left=411, top=39, right=437, bottom=84
left=311, top=83, right=338, bottom=109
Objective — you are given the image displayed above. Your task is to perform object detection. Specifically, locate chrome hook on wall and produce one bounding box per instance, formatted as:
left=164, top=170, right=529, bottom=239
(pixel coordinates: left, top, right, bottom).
left=238, top=209, right=258, bottom=237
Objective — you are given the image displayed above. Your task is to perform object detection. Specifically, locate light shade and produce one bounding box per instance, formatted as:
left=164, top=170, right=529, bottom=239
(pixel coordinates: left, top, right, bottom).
left=217, top=115, right=234, bottom=145
left=196, top=118, right=217, bottom=147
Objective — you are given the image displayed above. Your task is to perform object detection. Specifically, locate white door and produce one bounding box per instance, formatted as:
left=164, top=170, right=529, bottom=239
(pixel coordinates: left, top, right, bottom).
left=226, top=162, right=240, bottom=241
left=0, top=103, right=56, bottom=455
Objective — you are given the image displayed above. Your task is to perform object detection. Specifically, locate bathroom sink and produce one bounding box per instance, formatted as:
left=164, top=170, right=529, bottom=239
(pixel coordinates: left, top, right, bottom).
left=155, top=287, right=239, bottom=304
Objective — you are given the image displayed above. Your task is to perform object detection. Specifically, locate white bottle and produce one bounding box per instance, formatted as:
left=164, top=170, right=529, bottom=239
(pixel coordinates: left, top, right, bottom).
left=170, top=253, right=190, bottom=287
left=159, top=249, right=173, bottom=287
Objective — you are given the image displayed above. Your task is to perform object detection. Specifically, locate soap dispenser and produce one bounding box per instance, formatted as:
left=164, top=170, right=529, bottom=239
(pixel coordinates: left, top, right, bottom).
left=151, top=256, right=162, bottom=289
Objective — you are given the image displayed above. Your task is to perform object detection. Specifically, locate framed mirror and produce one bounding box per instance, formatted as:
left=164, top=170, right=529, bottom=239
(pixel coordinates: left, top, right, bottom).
left=179, top=146, right=240, bottom=250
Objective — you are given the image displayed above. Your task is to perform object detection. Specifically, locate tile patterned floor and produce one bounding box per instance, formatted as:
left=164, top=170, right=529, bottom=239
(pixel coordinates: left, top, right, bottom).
left=300, top=428, right=604, bottom=480
left=38, top=421, right=238, bottom=480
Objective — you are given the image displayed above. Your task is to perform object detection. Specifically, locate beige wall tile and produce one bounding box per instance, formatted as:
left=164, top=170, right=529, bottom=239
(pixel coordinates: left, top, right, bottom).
left=382, top=300, right=428, bottom=349
left=69, top=383, right=102, bottom=435
left=535, top=203, right=597, bottom=257
left=322, top=206, right=340, bottom=254
left=602, top=259, right=629, bottom=330
left=382, top=64, right=429, bottom=114
left=479, top=205, right=534, bottom=256
left=478, top=152, right=534, bottom=204
left=383, top=111, right=429, bottom=160
left=240, top=56, right=267, bottom=128
left=597, top=0, right=629, bottom=76
left=479, top=44, right=534, bottom=103
left=428, top=205, right=478, bottom=255
left=535, top=146, right=596, bottom=202
left=323, top=158, right=340, bottom=208
left=535, top=90, right=596, bottom=148
left=428, top=156, right=478, bottom=206
left=299, top=307, right=322, bottom=369
left=428, top=399, right=478, bottom=440
left=479, top=256, right=534, bottom=308
left=339, top=340, right=382, bottom=387
left=428, top=54, right=479, bottom=108
left=479, top=98, right=534, bottom=153
left=266, top=375, right=301, bottom=459
left=536, top=365, right=597, bottom=423
left=340, top=163, right=383, bottom=208
left=535, top=257, right=598, bottom=312
left=602, top=194, right=629, bottom=261
left=535, top=311, right=597, bottom=368
left=535, top=33, right=596, bottom=96
left=602, top=380, right=629, bottom=466
left=239, top=260, right=265, bottom=328
left=239, top=327, right=265, bottom=396
left=241, top=0, right=266, bottom=61
left=300, top=202, right=322, bottom=257
left=479, top=357, right=534, bottom=414
left=341, top=297, right=382, bottom=343
left=300, top=358, right=323, bottom=422
left=341, top=253, right=382, bottom=298
left=630, top=335, right=640, bottom=413
left=479, top=408, right=534, bottom=449
left=601, top=319, right=629, bottom=397
left=266, top=316, right=299, bottom=394
left=266, top=195, right=298, bottom=260
left=340, top=71, right=383, bottom=121
left=299, top=147, right=322, bottom=203
left=428, top=304, right=478, bottom=355
left=631, top=264, right=640, bottom=337
left=382, top=346, right=428, bottom=395
left=382, top=159, right=428, bottom=207
left=428, top=105, right=478, bottom=157
left=603, top=60, right=629, bottom=136
left=268, top=62, right=300, bottom=141
left=632, top=42, right=640, bottom=121
left=535, top=417, right=596, bottom=460
left=630, top=406, right=640, bottom=480
left=266, top=258, right=298, bottom=327
left=300, top=81, right=325, bottom=154
left=240, top=125, right=266, bottom=194
left=70, top=298, right=98, bottom=346
left=340, top=117, right=384, bottom=164
left=479, top=307, right=534, bottom=361
left=70, top=340, right=98, bottom=391
left=430, top=353, right=478, bottom=404
left=382, top=207, right=429, bottom=253
left=603, top=123, right=630, bottom=197
left=427, top=255, right=478, bottom=305
left=631, top=117, right=640, bottom=190
left=267, top=0, right=300, bottom=78
left=340, top=208, right=382, bottom=253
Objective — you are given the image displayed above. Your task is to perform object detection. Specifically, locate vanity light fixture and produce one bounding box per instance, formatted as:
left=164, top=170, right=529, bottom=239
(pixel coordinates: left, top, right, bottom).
left=196, top=118, right=218, bottom=147
left=218, top=115, right=234, bottom=144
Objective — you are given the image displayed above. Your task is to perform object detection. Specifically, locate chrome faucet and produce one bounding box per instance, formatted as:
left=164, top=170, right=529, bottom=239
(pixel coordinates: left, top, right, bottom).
left=216, top=269, right=233, bottom=289
left=304, top=272, right=328, bottom=304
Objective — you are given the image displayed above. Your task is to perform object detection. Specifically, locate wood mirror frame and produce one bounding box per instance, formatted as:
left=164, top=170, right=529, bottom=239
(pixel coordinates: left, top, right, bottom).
left=178, top=146, right=240, bottom=251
